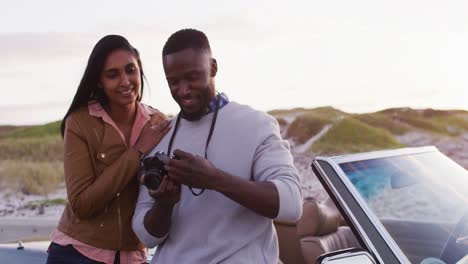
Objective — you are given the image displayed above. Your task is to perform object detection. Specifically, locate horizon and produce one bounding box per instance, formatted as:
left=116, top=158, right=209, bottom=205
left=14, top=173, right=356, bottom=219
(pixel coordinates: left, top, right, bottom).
left=2, top=0, right=468, bottom=125
left=1, top=102, right=466, bottom=127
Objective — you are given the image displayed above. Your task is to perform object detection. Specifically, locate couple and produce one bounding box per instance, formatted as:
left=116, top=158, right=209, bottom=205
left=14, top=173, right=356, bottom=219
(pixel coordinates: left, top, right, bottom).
left=47, top=29, right=303, bottom=264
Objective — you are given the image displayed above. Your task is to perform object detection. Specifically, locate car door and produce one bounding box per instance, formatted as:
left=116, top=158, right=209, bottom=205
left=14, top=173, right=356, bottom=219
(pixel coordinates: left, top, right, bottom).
left=312, top=158, right=408, bottom=264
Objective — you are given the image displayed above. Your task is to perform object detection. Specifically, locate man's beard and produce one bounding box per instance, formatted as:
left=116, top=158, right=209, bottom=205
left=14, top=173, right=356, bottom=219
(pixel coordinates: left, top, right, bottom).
left=179, top=85, right=215, bottom=121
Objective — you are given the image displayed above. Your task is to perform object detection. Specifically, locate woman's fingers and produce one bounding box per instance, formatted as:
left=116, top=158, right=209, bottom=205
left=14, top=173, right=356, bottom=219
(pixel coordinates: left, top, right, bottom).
left=160, top=124, right=171, bottom=136
left=148, top=120, right=171, bottom=141
left=136, top=120, right=172, bottom=154
left=151, top=120, right=171, bottom=132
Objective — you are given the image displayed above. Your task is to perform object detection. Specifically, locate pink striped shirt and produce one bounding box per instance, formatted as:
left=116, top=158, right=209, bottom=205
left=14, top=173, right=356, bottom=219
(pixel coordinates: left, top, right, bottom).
left=51, top=101, right=159, bottom=264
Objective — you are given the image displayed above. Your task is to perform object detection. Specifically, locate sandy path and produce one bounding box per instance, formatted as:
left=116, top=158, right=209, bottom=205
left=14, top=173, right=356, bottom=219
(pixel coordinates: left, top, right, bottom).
left=0, top=218, right=58, bottom=243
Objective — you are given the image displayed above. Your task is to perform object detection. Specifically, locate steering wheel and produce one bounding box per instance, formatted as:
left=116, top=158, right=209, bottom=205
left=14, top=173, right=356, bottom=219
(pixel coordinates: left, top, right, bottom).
left=440, top=210, right=468, bottom=263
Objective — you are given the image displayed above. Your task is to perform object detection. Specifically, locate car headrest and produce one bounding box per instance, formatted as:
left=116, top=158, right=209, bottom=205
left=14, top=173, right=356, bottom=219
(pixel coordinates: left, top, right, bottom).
left=296, top=197, right=342, bottom=237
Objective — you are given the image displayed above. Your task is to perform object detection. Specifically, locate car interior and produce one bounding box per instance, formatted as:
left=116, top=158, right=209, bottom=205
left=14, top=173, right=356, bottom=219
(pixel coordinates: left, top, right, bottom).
left=380, top=218, right=454, bottom=264
left=274, top=196, right=361, bottom=264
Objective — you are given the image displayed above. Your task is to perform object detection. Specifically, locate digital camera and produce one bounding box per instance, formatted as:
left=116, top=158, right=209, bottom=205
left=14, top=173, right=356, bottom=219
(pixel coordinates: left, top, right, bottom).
left=137, top=151, right=179, bottom=190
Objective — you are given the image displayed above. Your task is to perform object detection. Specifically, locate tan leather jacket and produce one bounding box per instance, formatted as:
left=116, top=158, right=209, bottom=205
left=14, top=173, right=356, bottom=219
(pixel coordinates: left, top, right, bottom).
left=57, top=106, right=166, bottom=251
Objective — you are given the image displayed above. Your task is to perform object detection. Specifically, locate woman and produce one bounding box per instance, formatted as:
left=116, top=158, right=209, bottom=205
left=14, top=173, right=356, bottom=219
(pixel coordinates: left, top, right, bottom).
left=46, top=35, right=170, bottom=264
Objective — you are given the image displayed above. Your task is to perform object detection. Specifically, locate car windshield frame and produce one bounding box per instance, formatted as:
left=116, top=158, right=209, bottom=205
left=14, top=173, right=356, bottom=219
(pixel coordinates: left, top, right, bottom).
left=313, top=159, right=403, bottom=263
left=315, top=147, right=445, bottom=263
left=316, top=146, right=468, bottom=264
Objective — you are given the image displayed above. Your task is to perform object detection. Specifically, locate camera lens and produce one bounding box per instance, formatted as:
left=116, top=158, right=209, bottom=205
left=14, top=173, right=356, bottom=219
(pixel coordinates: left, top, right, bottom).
left=139, top=151, right=170, bottom=190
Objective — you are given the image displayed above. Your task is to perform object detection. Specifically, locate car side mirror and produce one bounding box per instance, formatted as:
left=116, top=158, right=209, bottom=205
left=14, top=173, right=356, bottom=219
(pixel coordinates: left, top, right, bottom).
left=316, top=248, right=376, bottom=264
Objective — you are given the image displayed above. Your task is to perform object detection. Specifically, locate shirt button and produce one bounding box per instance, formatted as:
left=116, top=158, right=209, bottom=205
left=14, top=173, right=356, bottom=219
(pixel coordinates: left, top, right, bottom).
left=116, top=193, right=120, bottom=197
left=100, top=153, right=106, bottom=159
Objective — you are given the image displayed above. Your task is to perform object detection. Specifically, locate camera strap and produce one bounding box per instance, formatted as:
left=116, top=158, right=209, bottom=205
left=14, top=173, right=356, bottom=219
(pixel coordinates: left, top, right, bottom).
left=167, top=93, right=221, bottom=196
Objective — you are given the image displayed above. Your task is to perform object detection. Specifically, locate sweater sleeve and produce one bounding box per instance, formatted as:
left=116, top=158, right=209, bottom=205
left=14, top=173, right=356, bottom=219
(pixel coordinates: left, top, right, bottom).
left=132, top=185, right=168, bottom=248
left=251, top=115, right=303, bottom=222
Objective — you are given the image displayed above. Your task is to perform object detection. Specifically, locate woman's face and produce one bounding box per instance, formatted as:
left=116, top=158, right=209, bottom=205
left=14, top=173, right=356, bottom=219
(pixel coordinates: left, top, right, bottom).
left=99, top=49, right=141, bottom=108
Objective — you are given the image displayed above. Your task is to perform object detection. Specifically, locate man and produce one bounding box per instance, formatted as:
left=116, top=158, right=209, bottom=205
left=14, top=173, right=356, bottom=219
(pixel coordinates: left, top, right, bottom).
left=132, top=29, right=302, bottom=263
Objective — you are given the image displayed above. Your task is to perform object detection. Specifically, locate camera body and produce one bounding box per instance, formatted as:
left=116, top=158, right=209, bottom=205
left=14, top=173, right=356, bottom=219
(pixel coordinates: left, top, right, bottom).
left=137, top=151, right=179, bottom=190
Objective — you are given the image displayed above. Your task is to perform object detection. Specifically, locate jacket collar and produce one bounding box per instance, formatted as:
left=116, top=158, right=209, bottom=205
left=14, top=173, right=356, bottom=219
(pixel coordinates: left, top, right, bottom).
left=88, top=100, right=160, bottom=146
left=88, top=100, right=159, bottom=120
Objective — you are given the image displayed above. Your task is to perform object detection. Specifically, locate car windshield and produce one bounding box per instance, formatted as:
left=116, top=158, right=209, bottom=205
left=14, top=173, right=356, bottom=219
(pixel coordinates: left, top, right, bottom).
left=339, top=151, right=468, bottom=264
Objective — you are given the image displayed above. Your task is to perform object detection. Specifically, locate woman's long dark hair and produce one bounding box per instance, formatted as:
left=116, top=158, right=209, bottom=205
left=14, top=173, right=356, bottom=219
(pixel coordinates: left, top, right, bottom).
left=60, top=35, right=146, bottom=137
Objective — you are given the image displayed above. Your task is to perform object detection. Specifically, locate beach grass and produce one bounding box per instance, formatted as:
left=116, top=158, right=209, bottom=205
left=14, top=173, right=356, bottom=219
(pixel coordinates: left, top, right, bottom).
left=312, top=117, right=403, bottom=154
left=287, top=113, right=333, bottom=144
left=267, top=107, right=308, bottom=116
left=1, top=121, right=61, bottom=139
left=0, top=121, right=64, bottom=195
left=0, top=160, right=64, bottom=196
left=23, top=198, right=67, bottom=210
left=353, top=112, right=411, bottom=135
left=0, top=135, right=63, bottom=162
left=377, top=108, right=468, bottom=136
left=272, top=106, right=348, bottom=144
left=304, top=106, right=347, bottom=120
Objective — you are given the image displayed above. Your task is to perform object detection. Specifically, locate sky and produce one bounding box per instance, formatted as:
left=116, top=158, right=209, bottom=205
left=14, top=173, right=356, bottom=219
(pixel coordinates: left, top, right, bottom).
left=1, top=0, right=468, bottom=125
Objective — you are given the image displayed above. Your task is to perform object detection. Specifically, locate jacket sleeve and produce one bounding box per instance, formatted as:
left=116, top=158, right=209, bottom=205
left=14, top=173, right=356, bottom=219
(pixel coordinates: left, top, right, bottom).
left=252, top=115, right=303, bottom=222
left=63, top=115, right=140, bottom=219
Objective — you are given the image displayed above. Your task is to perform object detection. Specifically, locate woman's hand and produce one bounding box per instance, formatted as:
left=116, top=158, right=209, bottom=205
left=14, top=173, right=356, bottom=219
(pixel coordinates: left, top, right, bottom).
left=135, top=119, right=171, bottom=154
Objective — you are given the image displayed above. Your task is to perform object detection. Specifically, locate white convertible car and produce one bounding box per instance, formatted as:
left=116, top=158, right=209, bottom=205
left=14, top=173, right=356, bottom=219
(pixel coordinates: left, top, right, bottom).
left=275, top=146, right=468, bottom=264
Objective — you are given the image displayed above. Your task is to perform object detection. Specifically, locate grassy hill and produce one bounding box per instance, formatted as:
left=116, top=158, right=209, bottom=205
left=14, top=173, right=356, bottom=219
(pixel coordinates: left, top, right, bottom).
left=1, top=106, right=467, bottom=195
left=374, top=108, right=468, bottom=136
left=271, top=106, right=468, bottom=158
left=352, top=112, right=411, bottom=135
left=0, top=121, right=63, bottom=196
left=285, top=107, right=346, bottom=144
left=312, top=117, right=403, bottom=154
left=4, top=121, right=61, bottom=139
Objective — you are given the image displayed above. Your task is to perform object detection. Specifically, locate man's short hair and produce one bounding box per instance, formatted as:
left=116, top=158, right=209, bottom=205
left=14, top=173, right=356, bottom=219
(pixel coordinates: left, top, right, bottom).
left=162, top=28, right=212, bottom=56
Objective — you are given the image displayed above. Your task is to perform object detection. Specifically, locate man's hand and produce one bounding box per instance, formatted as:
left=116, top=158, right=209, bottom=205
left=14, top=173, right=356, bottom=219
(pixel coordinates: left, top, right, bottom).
left=163, top=149, right=280, bottom=219
left=163, top=149, right=220, bottom=190
left=140, top=174, right=181, bottom=207
left=141, top=175, right=180, bottom=239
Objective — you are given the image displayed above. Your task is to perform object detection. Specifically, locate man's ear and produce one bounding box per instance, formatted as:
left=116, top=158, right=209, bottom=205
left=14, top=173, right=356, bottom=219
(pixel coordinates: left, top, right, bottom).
left=210, top=58, right=218, bottom=77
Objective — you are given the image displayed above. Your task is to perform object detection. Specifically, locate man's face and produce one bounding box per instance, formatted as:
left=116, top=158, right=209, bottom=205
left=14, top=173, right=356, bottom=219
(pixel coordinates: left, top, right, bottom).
left=163, top=48, right=217, bottom=121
